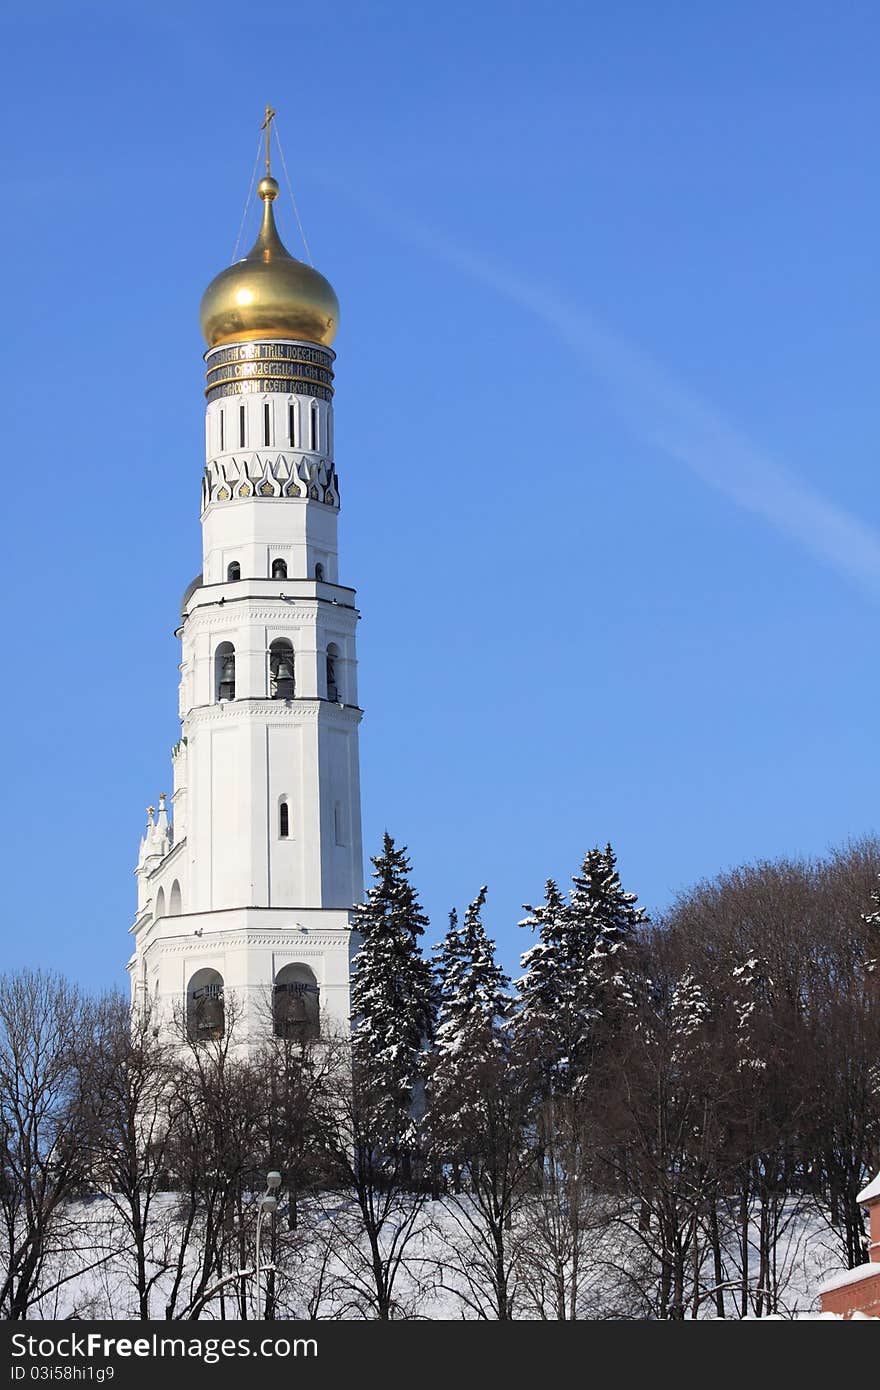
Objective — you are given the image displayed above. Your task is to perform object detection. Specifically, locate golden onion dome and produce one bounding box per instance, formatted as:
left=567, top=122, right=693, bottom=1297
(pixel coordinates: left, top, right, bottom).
left=200, top=175, right=339, bottom=349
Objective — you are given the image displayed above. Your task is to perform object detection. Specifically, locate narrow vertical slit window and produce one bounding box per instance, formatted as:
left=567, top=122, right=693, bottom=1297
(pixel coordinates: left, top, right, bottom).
left=334, top=801, right=345, bottom=847
left=219, top=409, right=225, bottom=452
left=288, top=401, right=296, bottom=447
left=309, top=402, right=318, bottom=452
left=239, top=404, right=246, bottom=449
left=279, top=800, right=290, bottom=838
left=263, top=402, right=271, bottom=446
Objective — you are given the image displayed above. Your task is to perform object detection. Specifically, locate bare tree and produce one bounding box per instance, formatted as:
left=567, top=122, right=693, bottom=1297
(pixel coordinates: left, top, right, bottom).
left=516, top=1096, right=611, bottom=1319
left=250, top=1014, right=349, bottom=1317
left=315, top=1043, right=434, bottom=1320
left=82, top=991, right=184, bottom=1319
left=0, top=970, right=101, bottom=1318
left=426, top=1043, right=536, bottom=1320
left=161, top=992, right=264, bottom=1320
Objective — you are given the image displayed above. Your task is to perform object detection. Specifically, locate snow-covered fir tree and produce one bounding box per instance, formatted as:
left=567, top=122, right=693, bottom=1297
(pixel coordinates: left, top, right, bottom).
left=513, top=877, right=568, bottom=1064
left=433, top=887, right=511, bottom=1061
left=427, top=887, right=531, bottom=1249
left=516, top=844, right=646, bottom=1093
left=349, top=833, right=436, bottom=1145
left=429, top=888, right=512, bottom=1146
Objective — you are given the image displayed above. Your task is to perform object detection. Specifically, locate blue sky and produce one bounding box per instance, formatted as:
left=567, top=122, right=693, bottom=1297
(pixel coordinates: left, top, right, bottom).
left=1, top=1, right=878, bottom=988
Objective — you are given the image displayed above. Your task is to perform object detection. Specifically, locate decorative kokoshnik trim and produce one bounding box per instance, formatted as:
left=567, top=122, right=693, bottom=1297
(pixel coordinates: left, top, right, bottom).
left=202, top=451, right=340, bottom=509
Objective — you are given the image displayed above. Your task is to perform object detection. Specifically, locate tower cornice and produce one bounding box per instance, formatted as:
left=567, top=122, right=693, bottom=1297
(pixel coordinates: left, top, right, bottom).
left=183, top=698, right=363, bottom=727
left=182, top=580, right=358, bottom=619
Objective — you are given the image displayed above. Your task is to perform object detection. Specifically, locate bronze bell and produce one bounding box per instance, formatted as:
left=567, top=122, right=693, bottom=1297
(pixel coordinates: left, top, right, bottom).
left=219, top=655, right=236, bottom=700
left=273, top=654, right=295, bottom=699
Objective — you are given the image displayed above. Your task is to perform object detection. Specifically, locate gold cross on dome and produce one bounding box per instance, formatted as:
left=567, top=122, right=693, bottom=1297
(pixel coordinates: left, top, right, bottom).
left=261, top=104, right=277, bottom=174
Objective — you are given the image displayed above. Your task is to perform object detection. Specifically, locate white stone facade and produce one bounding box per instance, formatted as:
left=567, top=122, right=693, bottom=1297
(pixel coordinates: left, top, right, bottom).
left=128, top=341, right=363, bottom=1049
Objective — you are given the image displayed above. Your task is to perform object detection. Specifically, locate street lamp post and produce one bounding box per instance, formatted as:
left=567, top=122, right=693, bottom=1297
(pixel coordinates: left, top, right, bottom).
left=254, top=1171, right=282, bottom=1319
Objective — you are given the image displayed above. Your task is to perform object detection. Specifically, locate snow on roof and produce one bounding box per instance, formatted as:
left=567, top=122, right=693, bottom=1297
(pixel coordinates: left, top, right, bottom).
left=857, top=1171, right=880, bottom=1205
left=817, top=1262, right=880, bottom=1296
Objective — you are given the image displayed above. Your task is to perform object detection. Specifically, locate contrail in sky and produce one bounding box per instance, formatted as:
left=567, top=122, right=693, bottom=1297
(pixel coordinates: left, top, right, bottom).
left=327, top=183, right=880, bottom=596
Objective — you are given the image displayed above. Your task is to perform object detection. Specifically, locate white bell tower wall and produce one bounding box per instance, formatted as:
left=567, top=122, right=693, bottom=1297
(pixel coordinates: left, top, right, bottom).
left=129, top=332, right=363, bottom=1046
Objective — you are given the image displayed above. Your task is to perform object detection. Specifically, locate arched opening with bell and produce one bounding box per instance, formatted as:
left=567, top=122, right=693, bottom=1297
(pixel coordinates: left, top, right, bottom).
left=215, top=642, right=236, bottom=702
left=273, top=963, right=320, bottom=1041
left=187, top=968, right=225, bottom=1043
left=269, top=638, right=295, bottom=699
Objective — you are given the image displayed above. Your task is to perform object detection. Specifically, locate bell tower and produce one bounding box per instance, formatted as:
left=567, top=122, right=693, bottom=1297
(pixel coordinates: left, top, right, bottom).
left=128, top=113, right=363, bottom=1045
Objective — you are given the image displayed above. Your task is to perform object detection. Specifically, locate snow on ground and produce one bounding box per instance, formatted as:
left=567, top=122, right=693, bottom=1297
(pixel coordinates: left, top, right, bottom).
left=13, top=1193, right=871, bottom=1321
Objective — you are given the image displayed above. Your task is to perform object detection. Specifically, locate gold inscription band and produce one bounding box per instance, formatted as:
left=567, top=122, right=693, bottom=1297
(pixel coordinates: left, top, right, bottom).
left=204, top=341, right=336, bottom=401
left=206, top=342, right=335, bottom=369
left=205, top=378, right=334, bottom=403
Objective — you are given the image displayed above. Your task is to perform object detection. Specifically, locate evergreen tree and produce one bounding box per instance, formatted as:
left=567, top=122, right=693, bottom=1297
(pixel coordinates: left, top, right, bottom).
left=516, top=844, right=646, bottom=1093
left=349, top=832, right=436, bottom=1146
left=428, top=889, right=533, bottom=1301
left=434, top=887, right=511, bottom=1061
left=429, top=888, right=512, bottom=1158
left=514, top=878, right=569, bottom=1073
left=433, top=907, right=464, bottom=1034
left=567, top=843, right=647, bottom=1020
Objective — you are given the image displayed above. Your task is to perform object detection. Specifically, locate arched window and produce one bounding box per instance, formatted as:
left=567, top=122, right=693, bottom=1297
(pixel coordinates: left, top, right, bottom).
left=155, top=886, right=166, bottom=919
left=269, top=638, right=295, bottom=699
left=309, top=402, right=318, bottom=452
left=227, top=561, right=241, bottom=582
left=273, top=963, right=319, bottom=1041
left=263, top=401, right=272, bottom=447
left=271, top=558, right=288, bottom=580
left=215, top=642, right=236, bottom=701
left=279, top=799, right=290, bottom=838
left=288, top=400, right=297, bottom=447
left=169, top=880, right=182, bottom=916
left=326, top=643, right=340, bottom=703
left=314, top=562, right=325, bottom=582
left=187, top=968, right=225, bottom=1043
